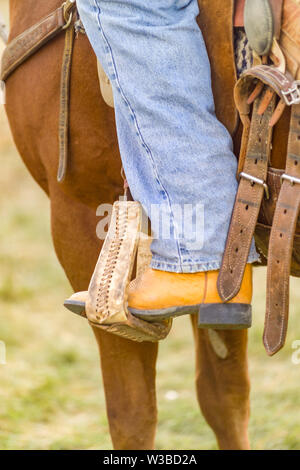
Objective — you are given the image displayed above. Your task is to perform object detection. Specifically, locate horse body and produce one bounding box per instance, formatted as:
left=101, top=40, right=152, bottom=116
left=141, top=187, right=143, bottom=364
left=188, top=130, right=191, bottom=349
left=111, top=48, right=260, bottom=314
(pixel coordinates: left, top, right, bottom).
left=5, top=0, right=250, bottom=450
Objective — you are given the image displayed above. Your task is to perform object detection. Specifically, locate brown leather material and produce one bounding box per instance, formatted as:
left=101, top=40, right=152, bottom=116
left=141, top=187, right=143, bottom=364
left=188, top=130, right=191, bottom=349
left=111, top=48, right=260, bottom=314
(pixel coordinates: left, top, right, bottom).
left=197, top=0, right=238, bottom=136
left=218, top=0, right=300, bottom=355
left=0, top=6, right=65, bottom=81
left=1, top=1, right=78, bottom=184
left=259, top=168, right=287, bottom=227
left=255, top=223, right=300, bottom=276
left=239, top=65, right=299, bottom=104
left=58, top=24, right=75, bottom=183
left=255, top=168, right=300, bottom=277
left=217, top=91, right=275, bottom=301
left=264, top=103, right=300, bottom=355
left=269, top=0, right=284, bottom=39
left=258, top=167, right=300, bottom=237
left=280, top=0, right=300, bottom=79
left=219, top=56, right=300, bottom=351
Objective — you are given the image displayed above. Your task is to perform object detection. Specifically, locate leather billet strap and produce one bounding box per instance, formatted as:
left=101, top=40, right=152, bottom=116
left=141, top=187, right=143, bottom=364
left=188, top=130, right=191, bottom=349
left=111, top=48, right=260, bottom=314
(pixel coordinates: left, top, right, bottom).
left=218, top=65, right=300, bottom=303
left=238, top=65, right=300, bottom=106
left=218, top=63, right=300, bottom=355
left=218, top=70, right=275, bottom=302
left=1, top=1, right=78, bottom=183
left=58, top=23, right=75, bottom=182
left=58, top=1, right=77, bottom=182
left=264, top=103, right=300, bottom=355
left=0, top=3, right=76, bottom=81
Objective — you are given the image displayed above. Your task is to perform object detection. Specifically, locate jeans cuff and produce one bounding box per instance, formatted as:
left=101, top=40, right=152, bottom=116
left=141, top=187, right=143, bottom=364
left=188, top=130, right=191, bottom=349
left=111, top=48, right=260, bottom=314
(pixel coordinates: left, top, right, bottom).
left=150, top=252, right=260, bottom=273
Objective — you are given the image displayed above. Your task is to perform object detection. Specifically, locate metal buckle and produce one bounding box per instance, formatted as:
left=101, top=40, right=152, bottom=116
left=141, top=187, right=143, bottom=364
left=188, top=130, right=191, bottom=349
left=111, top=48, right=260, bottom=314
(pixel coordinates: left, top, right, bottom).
left=62, top=0, right=76, bottom=30
left=280, top=173, right=300, bottom=186
left=239, top=172, right=269, bottom=199
left=281, top=81, right=300, bottom=106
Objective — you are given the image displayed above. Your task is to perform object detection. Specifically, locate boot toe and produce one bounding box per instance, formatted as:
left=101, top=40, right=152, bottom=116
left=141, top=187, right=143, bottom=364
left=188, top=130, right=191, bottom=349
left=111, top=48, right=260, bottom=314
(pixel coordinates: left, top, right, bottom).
left=64, top=291, right=88, bottom=316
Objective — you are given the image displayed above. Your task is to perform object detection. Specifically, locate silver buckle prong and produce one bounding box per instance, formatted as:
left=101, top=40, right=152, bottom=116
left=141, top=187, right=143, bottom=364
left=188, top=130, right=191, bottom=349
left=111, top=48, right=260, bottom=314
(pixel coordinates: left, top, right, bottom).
left=280, top=173, right=300, bottom=186
left=239, top=171, right=269, bottom=199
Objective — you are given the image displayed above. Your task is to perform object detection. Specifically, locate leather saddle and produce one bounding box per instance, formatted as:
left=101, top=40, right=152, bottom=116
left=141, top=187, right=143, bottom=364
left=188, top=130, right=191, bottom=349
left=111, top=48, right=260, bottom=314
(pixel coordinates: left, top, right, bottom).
left=217, top=0, right=300, bottom=355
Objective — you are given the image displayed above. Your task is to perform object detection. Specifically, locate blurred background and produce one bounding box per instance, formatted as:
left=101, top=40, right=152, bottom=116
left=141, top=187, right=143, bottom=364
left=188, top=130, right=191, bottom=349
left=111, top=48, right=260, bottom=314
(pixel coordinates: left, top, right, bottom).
left=0, top=0, right=300, bottom=451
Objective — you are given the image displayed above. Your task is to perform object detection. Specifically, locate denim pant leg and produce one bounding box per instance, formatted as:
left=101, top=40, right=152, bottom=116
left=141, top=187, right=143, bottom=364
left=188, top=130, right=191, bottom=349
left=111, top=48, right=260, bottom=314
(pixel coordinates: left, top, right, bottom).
left=77, top=0, right=259, bottom=273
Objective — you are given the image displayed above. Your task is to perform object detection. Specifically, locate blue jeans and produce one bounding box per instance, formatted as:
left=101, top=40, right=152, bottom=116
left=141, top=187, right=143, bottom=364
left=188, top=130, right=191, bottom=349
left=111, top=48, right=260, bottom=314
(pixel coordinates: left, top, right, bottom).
left=77, top=0, right=258, bottom=272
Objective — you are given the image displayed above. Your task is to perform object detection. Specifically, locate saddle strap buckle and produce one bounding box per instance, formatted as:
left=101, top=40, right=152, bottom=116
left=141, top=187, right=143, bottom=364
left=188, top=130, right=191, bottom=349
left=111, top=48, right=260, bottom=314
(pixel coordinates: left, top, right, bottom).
left=239, top=171, right=270, bottom=199
left=280, top=173, right=300, bottom=186
left=281, top=81, right=300, bottom=106
left=62, top=0, right=76, bottom=30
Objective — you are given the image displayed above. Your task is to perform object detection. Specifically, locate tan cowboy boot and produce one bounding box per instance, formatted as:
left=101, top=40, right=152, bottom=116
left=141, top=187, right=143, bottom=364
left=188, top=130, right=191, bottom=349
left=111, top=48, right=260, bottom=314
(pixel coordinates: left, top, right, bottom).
left=128, top=265, right=252, bottom=329
left=65, top=264, right=253, bottom=329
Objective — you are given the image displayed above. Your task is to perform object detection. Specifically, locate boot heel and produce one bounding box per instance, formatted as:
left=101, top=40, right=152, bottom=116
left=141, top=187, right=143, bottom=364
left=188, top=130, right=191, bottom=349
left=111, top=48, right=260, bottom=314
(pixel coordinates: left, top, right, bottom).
left=198, top=303, right=252, bottom=330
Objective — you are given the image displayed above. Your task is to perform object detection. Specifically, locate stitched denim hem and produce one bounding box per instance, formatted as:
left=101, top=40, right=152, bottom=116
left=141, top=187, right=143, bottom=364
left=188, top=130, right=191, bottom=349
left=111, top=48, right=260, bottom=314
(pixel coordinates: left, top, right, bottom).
left=150, top=253, right=260, bottom=273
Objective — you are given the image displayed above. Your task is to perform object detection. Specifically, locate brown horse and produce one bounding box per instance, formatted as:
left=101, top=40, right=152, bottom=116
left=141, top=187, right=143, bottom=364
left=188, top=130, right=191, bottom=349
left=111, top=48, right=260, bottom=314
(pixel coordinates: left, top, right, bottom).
left=5, top=0, right=251, bottom=450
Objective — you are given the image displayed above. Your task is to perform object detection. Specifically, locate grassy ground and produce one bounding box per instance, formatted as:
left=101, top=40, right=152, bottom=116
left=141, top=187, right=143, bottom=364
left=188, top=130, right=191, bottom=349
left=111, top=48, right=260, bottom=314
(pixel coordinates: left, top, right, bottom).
left=0, top=0, right=300, bottom=450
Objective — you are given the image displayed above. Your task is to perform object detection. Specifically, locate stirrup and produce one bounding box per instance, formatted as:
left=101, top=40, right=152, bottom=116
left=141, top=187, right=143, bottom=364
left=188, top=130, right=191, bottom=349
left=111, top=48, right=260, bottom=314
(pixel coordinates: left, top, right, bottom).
left=64, top=201, right=172, bottom=343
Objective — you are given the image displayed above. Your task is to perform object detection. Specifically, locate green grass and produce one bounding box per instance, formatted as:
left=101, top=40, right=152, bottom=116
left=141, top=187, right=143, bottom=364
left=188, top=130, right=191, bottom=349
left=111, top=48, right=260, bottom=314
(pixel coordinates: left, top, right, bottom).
left=0, top=0, right=300, bottom=448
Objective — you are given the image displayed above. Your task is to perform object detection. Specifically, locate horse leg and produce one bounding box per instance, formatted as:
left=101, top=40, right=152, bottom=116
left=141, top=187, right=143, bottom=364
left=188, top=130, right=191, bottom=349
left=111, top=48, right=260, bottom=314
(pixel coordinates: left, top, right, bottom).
left=92, top=328, right=158, bottom=450
left=191, top=316, right=250, bottom=450
left=50, top=186, right=158, bottom=450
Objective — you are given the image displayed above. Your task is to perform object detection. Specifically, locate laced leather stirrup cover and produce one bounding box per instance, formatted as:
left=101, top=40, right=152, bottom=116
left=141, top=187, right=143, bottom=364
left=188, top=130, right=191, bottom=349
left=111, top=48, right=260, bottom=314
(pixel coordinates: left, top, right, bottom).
left=85, top=201, right=171, bottom=342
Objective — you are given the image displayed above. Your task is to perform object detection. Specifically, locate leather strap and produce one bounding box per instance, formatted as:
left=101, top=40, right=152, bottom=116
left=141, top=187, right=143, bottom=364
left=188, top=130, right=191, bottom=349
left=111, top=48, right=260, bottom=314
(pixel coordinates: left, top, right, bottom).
left=58, top=24, right=75, bottom=182
left=197, top=0, right=238, bottom=136
left=219, top=62, right=300, bottom=355
left=218, top=86, right=275, bottom=301
left=218, top=63, right=300, bottom=301
left=1, top=1, right=78, bottom=183
left=240, top=65, right=300, bottom=106
left=1, top=6, right=65, bottom=81
left=264, top=103, right=300, bottom=355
